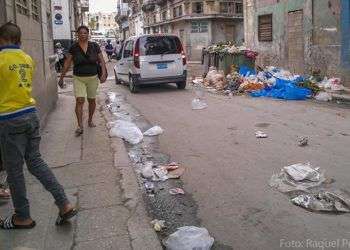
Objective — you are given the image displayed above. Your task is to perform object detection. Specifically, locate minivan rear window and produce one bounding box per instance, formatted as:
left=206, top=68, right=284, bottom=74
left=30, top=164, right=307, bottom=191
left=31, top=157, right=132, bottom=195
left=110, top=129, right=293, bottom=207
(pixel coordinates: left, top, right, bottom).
left=139, top=36, right=181, bottom=56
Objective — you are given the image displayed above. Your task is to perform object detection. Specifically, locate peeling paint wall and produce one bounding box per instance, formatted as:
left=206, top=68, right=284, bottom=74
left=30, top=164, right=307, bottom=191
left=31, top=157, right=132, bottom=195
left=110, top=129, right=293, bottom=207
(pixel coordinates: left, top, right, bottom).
left=244, top=0, right=349, bottom=86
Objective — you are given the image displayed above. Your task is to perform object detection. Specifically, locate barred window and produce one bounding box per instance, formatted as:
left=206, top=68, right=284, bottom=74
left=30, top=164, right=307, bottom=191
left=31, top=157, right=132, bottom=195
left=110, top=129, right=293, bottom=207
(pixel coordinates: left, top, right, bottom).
left=16, top=0, right=30, bottom=16
left=31, top=0, right=40, bottom=21
left=191, top=21, right=208, bottom=33
left=192, top=2, right=203, bottom=14
left=258, top=14, right=273, bottom=42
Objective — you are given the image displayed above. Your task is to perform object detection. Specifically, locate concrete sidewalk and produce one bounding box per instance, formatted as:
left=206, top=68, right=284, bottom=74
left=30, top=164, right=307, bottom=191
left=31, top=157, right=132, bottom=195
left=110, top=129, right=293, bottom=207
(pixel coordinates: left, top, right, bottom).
left=0, top=80, right=161, bottom=250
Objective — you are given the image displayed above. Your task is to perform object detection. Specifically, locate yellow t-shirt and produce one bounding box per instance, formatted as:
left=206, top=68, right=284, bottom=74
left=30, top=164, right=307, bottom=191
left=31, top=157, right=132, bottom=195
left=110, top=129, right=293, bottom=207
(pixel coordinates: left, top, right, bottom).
left=0, top=48, right=36, bottom=116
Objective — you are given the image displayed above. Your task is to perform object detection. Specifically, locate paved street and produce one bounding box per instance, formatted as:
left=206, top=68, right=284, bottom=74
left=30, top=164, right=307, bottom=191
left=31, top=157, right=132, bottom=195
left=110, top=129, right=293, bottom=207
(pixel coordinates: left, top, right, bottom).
left=106, top=63, right=350, bottom=249
left=0, top=72, right=161, bottom=250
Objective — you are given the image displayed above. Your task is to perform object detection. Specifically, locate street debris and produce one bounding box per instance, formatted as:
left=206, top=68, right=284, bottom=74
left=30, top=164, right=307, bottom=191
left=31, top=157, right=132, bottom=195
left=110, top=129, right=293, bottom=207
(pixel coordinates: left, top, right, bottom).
left=255, top=131, right=268, bottom=138
left=141, top=162, right=155, bottom=179
left=169, top=188, right=185, bottom=195
left=292, top=191, right=350, bottom=213
left=151, top=219, right=166, bottom=232
left=109, top=120, right=143, bottom=145
left=192, top=98, right=208, bottom=110
left=153, top=167, right=169, bottom=182
left=163, top=226, right=214, bottom=250
left=315, top=92, right=332, bottom=102
left=144, top=126, right=164, bottom=136
left=269, top=163, right=326, bottom=193
left=284, top=163, right=321, bottom=182
left=298, top=137, right=309, bottom=147
left=144, top=181, right=155, bottom=194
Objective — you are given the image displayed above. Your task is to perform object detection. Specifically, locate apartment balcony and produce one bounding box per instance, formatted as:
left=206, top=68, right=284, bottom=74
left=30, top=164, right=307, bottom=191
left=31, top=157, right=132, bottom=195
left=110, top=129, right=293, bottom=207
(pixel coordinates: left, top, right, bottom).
left=142, top=0, right=156, bottom=12
left=81, top=0, right=89, bottom=12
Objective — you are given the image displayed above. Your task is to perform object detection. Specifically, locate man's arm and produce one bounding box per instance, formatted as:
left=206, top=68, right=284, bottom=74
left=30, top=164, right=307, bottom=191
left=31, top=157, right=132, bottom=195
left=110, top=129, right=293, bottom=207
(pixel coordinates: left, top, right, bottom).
left=97, top=52, right=107, bottom=83
left=58, top=54, right=73, bottom=88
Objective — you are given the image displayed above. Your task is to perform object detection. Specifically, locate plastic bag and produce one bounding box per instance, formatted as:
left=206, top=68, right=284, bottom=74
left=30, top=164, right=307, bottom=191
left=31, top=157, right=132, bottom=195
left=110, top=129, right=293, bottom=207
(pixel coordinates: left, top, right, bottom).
left=315, top=92, right=332, bottom=102
left=239, top=66, right=256, bottom=77
left=141, top=161, right=154, bottom=179
left=283, top=163, right=320, bottom=182
left=292, top=191, right=350, bottom=213
left=163, top=226, right=214, bottom=250
left=144, top=126, right=164, bottom=136
left=269, top=164, right=326, bottom=193
left=109, top=120, right=143, bottom=144
left=192, top=99, right=208, bottom=110
left=251, top=78, right=312, bottom=100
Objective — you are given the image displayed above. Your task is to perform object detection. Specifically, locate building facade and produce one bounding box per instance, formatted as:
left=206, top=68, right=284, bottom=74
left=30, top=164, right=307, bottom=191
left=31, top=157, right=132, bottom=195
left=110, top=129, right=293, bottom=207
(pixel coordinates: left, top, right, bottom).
left=116, top=0, right=131, bottom=40
left=52, top=0, right=90, bottom=49
left=142, top=0, right=244, bottom=61
left=1, top=0, right=58, bottom=124
left=88, top=12, right=118, bottom=34
left=244, top=0, right=350, bottom=86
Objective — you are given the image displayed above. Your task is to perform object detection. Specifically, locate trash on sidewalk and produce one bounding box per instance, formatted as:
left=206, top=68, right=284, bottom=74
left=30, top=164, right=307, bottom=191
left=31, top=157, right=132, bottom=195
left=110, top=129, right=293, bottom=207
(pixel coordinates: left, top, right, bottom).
left=153, top=167, right=169, bottom=182
left=292, top=190, right=350, bottom=213
left=284, top=163, right=321, bottom=182
left=169, top=188, right=185, bottom=195
left=255, top=131, right=268, bottom=138
left=109, top=120, right=143, bottom=145
left=167, top=166, right=185, bottom=179
left=145, top=181, right=155, bottom=194
left=151, top=219, right=166, bottom=232
left=192, top=98, right=208, bottom=110
left=142, top=161, right=155, bottom=179
left=106, top=92, right=117, bottom=103
left=298, top=137, right=309, bottom=147
left=315, top=92, right=332, bottom=102
left=163, top=226, right=214, bottom=250
left=144, top=126, right=164, bottom=136
left=269, top=163, right=326, bottom=193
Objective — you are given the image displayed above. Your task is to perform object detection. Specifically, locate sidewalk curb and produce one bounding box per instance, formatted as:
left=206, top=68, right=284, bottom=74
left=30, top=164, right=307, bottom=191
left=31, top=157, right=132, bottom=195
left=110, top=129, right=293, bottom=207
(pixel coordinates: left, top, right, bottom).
left=97, top=93, right=163, bottom=250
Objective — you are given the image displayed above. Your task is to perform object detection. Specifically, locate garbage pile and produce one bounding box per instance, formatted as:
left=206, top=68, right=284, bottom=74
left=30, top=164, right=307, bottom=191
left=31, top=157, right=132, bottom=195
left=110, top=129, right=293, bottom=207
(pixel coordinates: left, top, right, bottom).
left=270, top=163, right=350, bottom=213
left=105, top=92, right=214, bottom=247
left=205, top=41, right=258, bottom=60
left=196, top=64, right=346, bottom=102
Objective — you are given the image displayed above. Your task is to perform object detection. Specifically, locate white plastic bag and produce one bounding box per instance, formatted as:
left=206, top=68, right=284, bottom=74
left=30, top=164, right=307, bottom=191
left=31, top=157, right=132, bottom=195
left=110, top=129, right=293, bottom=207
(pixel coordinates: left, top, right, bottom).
left=283, top=163, right=320, bottom=182
left=315, top=92, right=332, bottom=102
left=141, top=161, right=154, bottom=179
left=109, top=120, right=143, bottom=145
left=192, top=99, right=208, bottom=110
left=144, top=126, right=164, bottom=136
left=163, top=226, right=214, bottom=250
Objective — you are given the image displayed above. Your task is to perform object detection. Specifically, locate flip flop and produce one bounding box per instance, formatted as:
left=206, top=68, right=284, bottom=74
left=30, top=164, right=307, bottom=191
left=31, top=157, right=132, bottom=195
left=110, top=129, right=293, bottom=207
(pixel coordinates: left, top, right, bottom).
left=75, top=128, right=84, bottom=137
left=55, top=208, right=78, bottom=226
left=0, top=188, right=10, bottom=200
left=0, top=215, right=36, bottom=230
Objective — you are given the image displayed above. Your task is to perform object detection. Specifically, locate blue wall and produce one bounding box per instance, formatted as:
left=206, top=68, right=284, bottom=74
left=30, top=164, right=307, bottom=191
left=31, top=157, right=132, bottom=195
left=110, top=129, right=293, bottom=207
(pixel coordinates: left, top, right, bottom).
left=341, top=0, right=350, bottom=68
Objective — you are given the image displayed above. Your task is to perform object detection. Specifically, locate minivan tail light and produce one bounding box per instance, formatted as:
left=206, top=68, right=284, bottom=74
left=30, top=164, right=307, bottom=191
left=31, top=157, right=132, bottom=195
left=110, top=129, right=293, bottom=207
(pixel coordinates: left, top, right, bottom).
left=134, top=38, right=140, bottom=69
left=176, top=38, right=187, bottom=66
left=181, top=50, right=187, bottom=66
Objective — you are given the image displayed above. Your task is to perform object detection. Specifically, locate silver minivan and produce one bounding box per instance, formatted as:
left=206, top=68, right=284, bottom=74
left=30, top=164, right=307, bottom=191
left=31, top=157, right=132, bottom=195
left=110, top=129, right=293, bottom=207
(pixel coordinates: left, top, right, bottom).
left=113, top=34, right=187, bottom=93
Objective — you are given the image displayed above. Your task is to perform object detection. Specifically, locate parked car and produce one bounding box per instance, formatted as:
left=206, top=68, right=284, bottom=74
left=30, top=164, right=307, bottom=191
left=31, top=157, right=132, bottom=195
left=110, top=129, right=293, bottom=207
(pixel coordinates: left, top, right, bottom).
left=113, top=34, right=187, bottom=93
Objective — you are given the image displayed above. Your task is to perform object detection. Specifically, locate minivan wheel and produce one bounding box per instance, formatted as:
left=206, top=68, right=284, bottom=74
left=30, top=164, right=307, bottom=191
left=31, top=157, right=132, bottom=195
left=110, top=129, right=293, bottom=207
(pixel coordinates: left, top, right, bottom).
left=176, top=81, right=186, bottom=90
left=114, top=69, right=121, bottom=85
left=129, top=77, right=139, bottom=93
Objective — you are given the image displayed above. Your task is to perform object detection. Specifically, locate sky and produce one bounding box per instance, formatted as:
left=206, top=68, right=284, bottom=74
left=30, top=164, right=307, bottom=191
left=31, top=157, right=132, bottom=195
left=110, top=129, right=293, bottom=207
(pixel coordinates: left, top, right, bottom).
left=89, top=0, right=116, bottom=13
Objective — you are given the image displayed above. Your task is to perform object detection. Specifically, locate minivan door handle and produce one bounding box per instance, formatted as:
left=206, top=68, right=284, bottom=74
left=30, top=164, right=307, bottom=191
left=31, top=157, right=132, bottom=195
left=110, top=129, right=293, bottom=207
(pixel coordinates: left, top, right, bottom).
left=119, top=63, right=124, bottom=65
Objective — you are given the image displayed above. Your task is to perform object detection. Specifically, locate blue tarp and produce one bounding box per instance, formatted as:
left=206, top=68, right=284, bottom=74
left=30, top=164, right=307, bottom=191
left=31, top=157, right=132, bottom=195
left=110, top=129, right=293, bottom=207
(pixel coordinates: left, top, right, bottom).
left=239, top=66, right=256, bottom=77
left=251, top=78, right=312, bottom=100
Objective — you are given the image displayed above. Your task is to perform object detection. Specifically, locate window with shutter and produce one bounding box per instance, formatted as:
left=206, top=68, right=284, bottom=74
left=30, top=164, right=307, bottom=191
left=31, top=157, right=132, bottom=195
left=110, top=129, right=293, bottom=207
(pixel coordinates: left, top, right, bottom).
left=258, top=14, right=273, bottom=42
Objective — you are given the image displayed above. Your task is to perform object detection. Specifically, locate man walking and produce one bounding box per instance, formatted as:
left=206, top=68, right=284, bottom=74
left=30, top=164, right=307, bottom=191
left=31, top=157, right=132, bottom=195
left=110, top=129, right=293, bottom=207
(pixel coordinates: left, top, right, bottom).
left=0, top=22, right=77, bottom=229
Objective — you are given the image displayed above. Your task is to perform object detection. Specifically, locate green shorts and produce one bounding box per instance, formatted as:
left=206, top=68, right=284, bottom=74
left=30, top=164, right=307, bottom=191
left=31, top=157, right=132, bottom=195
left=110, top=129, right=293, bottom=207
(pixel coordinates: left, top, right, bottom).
left=73, top=75, right=99, bottom=99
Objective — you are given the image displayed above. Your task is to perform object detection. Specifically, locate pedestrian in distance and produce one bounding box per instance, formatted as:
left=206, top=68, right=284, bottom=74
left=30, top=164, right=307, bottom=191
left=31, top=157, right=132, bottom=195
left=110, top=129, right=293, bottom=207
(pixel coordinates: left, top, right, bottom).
left=105, top=39, right=114, bottom=62
left=0, top=22, right=77, bottom=230
left=58, top=25, right=107, bottom=136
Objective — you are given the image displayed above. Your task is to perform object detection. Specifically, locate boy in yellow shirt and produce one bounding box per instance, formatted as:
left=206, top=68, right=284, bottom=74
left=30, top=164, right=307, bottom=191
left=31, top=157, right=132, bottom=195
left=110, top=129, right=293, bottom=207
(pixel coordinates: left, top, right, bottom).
left=0, top=22, right=77, bottom=229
